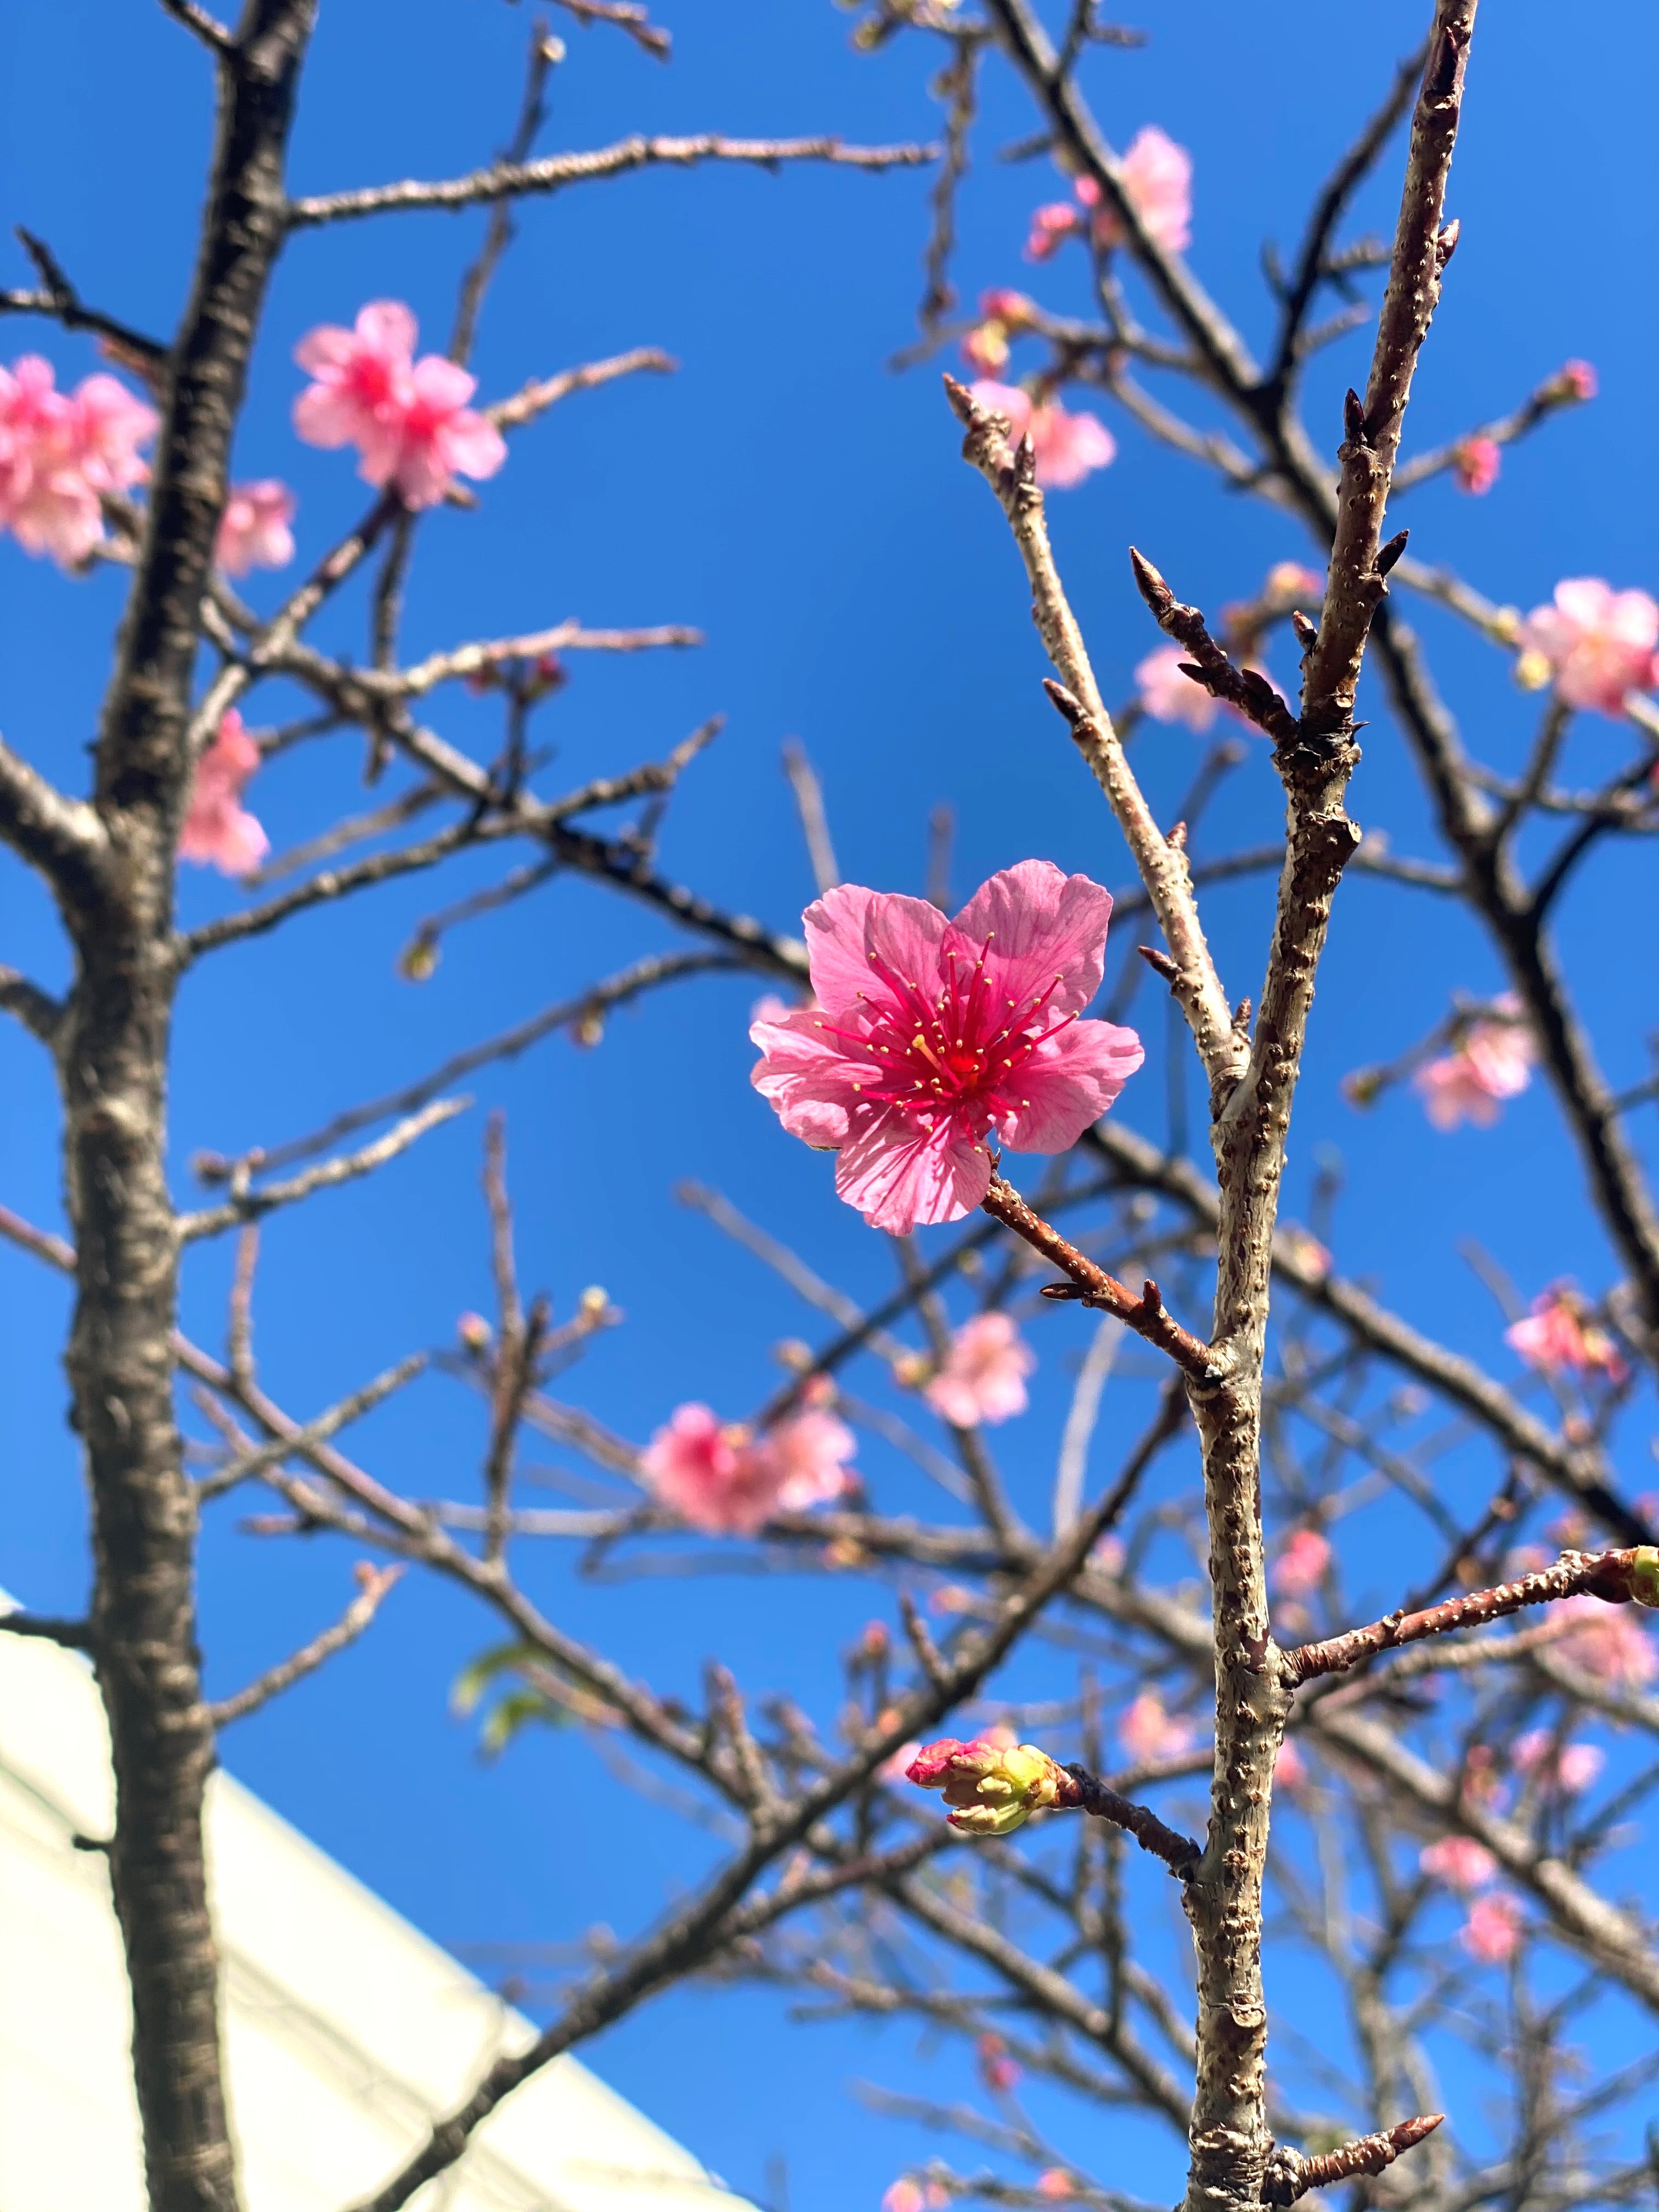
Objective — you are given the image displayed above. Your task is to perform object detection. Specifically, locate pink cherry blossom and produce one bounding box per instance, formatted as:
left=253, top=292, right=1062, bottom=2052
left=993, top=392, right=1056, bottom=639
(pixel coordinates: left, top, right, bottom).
left=1512, top=1729, right=1603, bottom=1795
left=0, top=355, right=157, bottom=566
left=1272, top=1528, right=1330, bottom=1598
left=1025, top=202, right=1082, bottom=261
left=751, top=860, right=1143, bottom=1235
left=1519, top=578, right=1659, bottom=715
left=1506, top=1285, right=1627, bottom=1382
left=1414, top=997, right=1536, bottom=1130
left=179, top=709, right=269, bottom=878
left=1036, top=2172, right=1075, bottom=2200
left=924, top=1312, right=1036, bottom=1427
left=978, top=2032, right=1021, bottom=2094
left=1460, top=1891, right=1523, bottom=1963
left=639, top=1402, right=854, bottom=1536
left=878, top=1738, right=922, bottom=1784
left=1550, top=1594, right=1657, bottom=1688
left=1560, top=358, right=1597, bottom=400
left=1453, top=436, right=1500, bottom=495
left=1079, top=127, right=1194, bottom=253
left=216, top=479, right=296, bottom=575
left=1136, top=642, right=1218, bottom=732
left=766, top=1406, right=858, bottom=1511
left=1420, top=1835, right=1497, bottom=1893
left=293, top=301, right=506, bottom=510
left=967, top=381, right=1116, bottom=490
left=1117, top=1691, right=1197, bottom=1767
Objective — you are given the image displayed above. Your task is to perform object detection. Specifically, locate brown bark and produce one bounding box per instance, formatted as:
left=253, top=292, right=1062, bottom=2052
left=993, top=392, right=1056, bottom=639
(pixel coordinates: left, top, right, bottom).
left=58, top=10, right=317, bottom=2210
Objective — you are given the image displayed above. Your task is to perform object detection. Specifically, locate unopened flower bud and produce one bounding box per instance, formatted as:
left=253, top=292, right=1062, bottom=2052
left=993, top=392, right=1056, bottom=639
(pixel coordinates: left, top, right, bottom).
left=905, top=1735, right=1068, bottom=1838
left=776, top=1338, right=815, bottom=1372
left=457, top=1311, right=493, bottom=1352
left=578, top=1285, right=610, bottom=1317
left=1514, top=646, right=1553, bottom=692
left=400, top=934, right=439, bottom=982
left=1630, top=1547, right=1659, bottom=1609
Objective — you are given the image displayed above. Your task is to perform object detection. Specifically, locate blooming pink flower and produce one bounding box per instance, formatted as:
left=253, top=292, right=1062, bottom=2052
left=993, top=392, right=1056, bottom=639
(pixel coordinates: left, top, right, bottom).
left=1272, top=1528, right=1330, bottom=1599
left=293, top=301, right=506, bottom=510
left=1136, top=642, right=1218, bottom=732
left=1512, top=1729, right=1602, bottom=1795
left=1420, top=1835, right=1497, bottom=1893
left=1550, top=1594, right=1657, bottom=1688
left=639, top=1403, right=855, bottom=1536
left=1506, top=1285, right=1627, bottom=1382
left=1117, top=1691, right=1197, bottom=1767
left=766, top=1406, right=858, bottom=1511
left=216, top=479, right=296, bottom=575
left=751, top=860, right=1143, bottom=1235
left=1078, top=127, right=1194, bottom=254
left=1519, top=578, right=1659, bottom=715
left=0, top=355, right=156, bottom=565
left=924, top=1312, right=1036, bottom=1427
left=1453, top=436, right=1501, bottom=495
left=1460, top=1891, right=1523, bottom=1963
left=881, top=2185, right=949, bottom=2212
left=1036, top=2174, right=1075, bottom=2201
left=967, top=380, right=1116, bottom=490
left=179, top=709, right=269, bottom=878
left=1414, top=997, right=1536, bottom=1130
left=1025, top=201, right=1082, bottom=261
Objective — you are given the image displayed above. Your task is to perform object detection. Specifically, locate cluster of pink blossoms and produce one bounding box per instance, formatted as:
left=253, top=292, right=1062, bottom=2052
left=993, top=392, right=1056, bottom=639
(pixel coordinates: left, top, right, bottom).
left=966, top=378, right=1115, bottom=491
left=1517, top=578, right=1659, bottom=716
left=1505, top=1283, right=1627, bottom=1383
left=1550, top=1592, right=1657, bottom=1688
left=215, top=479, right=296, bottom=576
left=751, top=861, right=1144, bottom=1235
left=179, top=709, right=269, bottom=878
left=1413, top=995, right=1537, bottom=1130
left=639, top=1401, right=855, bottom=1537
left=1418, top=1836, right=1524, bottom=1960
left=923, top=1311, right=1036, bottom=1428
left=1025, top=127, right=1193, bottom=261
left=1271, top=1527, right=1330, bottom=1599
left=293, top=300, right=506, bottom=510
left=0, top=354, right=157, bottom=566
left=1117, top=1690, right=1198, bottom=1767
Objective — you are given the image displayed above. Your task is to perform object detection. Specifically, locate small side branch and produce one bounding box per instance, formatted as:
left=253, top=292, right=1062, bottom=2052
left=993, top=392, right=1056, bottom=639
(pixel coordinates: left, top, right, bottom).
left=1056, top=1762, right=1201, bottom=1878
left=177, top=1099, right=467, bottom=1242
left=0, top=1611, right=95, bottom=1649
left=0, top=966, right=65, bottom=1047
left=287, top=133, right=935, bottom=227
left=980, top=1171, right=1220, bottom=1384
left=0, top=735, right=108, bottom=904
left=1286, top=1547, right=1649, bottom=1685
left=1261, top=2116, right=1444, bottom=2206
left=156, top=0, right=234, bottom=54
left=205, top=1567, right=403, bottom=1729
left=486, top=346, right=676, bottom=431
left=1126, top=549, right=1301, bottom=747
left=2, top=229, right=170, bottom=375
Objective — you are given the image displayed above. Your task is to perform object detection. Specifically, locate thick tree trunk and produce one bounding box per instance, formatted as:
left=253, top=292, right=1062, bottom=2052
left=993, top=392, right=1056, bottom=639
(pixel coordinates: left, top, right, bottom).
left=62, top=10, right=317, bottom=2207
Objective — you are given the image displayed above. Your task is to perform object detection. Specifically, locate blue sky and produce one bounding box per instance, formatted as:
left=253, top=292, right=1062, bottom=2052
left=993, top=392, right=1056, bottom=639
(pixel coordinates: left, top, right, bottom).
left=3, top=2, right=1658, bottom=2207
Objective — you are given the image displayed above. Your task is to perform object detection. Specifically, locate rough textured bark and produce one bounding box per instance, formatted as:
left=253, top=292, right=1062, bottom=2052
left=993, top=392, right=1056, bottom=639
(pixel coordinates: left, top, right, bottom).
left=59, top=10, right=317, bottom=2210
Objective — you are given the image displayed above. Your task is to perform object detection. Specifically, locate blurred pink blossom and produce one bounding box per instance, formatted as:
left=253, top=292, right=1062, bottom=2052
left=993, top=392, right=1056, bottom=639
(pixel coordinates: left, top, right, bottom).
left=1506, top=1284, right=1627, bottom=1382
left=924, top=1312, right=1036, bottom=1427
left=293, top=300, right=506, bottom=509
left=1519, top=578, right=1659, bottom=715
left=1036, top=2173, right=1075, bottom=2200
left=977, top=2031, right=1021, bottom=2094
left=216, top=479, right=296, bottom=575
left=1135, top=642, right=1218, bottom=732
left=0, top=354, right=156, bottom=566
left=1025, top=201, right=1082, bottom=261
left=960, top=290, right=1032, bottom=377
left=968, top=380, right=1115, bottom=490
left=1420, top=1835, right=1497, bottom=1893
left=1077, top=127, right=1194, bottom=253
left=1118, top=1691, right=1197, bottom=1767
left=179, top=709, right=269, bottom=878
left=1414, top=996, right=1536, bottom=1129
left=1272, top=1528, right=1330, bottom=1598
left=1550, top=1594, right=1657, bottom=1687
left=639, top=1403, right=855, bottom=1536
left=1513, top=1729, right=1603, bottom=1795
left=751, top=860, right=1143, bottom=1234
left=1274, top=1739, right=1307, bottom=1793
left=1461, top=1891, right=1523, bottom=1963
left=1560, top=358, right=1598, bottom=400
left=878, top=1738, right=922, bottom=1784
left=1453, top=436, right=1500, bottom=495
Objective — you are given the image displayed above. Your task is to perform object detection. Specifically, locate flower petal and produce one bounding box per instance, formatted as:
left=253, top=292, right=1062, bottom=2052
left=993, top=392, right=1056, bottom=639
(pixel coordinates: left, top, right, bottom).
left=951, top=860, right=1115, bottom=1019
left=803, top=883, right=949, bottom=1017
left=995, top=1017, right=1144, bottom=1152
left=834, top=1109, right=992, bottom=1233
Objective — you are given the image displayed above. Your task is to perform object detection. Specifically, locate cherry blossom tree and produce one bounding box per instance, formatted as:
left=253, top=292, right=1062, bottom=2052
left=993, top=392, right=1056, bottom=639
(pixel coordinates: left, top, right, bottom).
left=4, top=6, right=1659, bottom=2212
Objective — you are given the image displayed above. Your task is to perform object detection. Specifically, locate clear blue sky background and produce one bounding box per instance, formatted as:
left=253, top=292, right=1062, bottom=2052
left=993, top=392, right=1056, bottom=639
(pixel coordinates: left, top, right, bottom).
left=3, top=3, right=1658, bottom=2207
